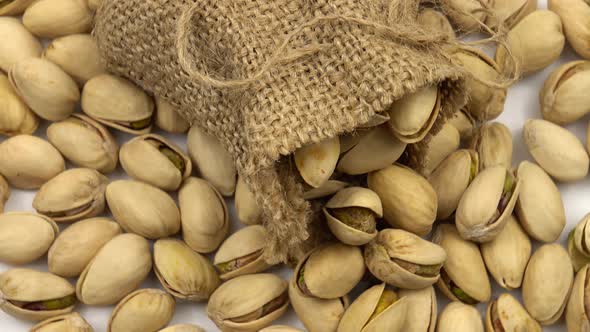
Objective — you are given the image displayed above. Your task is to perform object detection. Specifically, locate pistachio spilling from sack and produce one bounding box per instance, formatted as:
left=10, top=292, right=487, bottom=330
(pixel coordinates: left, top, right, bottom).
left=442, top=0, right=491, bottom=32
left=0, top=73, right=38, bottom=137
left=470, top=122, right=513, bottom=169
left=387, top=85, right=440, bottom=143
left=0, top=17, right=42, bottom=72
left=437, top=302, right=484, bottom=332
left=447, top=109, right=475, bottom=140
left=568, top=214, right=590, bottom=271
left=108, top=289, right=175, bottom=332
left=421, top=123, right=460, bottom=176
left=235, top=176, right=262, bottom=225
left=486, top=293, right=542, bottom=332
left=214, top=225, right=271, bottom=280
left=294, top=137, right=340, bottom=188
left=549, top=0, right=590, bottom=59
left=30, top=312, right=93, bottom=332
left=487, top=0, right=537, bottom=29
left=155, top=97, right=190, bottom=133
left=417, top=8, right=455, bottom=38
left=566, top=264, right=590, bottom=332
left=0, top=212, right=58, bottom=265
left=398, top=287, right=437, bottom=332
left=23, top=0, right=92, bottom=38
left=541, top=60, right=590, bottom=124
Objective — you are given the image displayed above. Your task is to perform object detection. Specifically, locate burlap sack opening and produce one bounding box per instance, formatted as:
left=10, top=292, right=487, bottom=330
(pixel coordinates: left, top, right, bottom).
left=94, top=0, right=468, bottom=263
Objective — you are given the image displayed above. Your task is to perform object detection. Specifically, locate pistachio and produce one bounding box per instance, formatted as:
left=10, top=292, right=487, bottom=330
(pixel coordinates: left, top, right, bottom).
left=106, top=180, right=181, bottom=239
left=120, top=134, right=192, bottom=191
left=0, top=268, right=76, bottom=321
left=22, top=0, right=92, bottom=38
left=30, top=312, right=93, bottom=332
left=178, top=177, right=229, bottom=253
left=365, top=229, right=446, bottom=289
left=437, top=302, right=484, bottom=332
left=487, top=0, right=537, bottom=29
left=0, top=212, right=58, bottom=265
left=76, top=234, right=152, bottom=305
left=47, top=114, right=119, bottom=173
left=82, top=74, right=154, bottom=135
left=442, top=0, right=491, bottom=31
left=235, top=176, right=262, bottom=225
left=417, top=8, right=455, bottom=39
left=0, top=18, right=42, bottom=72
left=358, top=113, right=391, bottom=128
left=158, top=325, right=205, bottom=332
left=515, top=161, right=565, bottom=242
left=549, top=0, right=590, bottom=59
left=429, top=149, right=479, bottom=220
left=421, top=123, right=460, bottom=176
left=470, top=122, right=513, bottom=169
left=568, top=214, right=590, bottom=271
left=447, top=109, right=475, bottom=140
left=294, top=137, right=340, bottom=188
left=155, top=97, right=190, bottom=133
left=368, top=164, right=437, bottom=236
left=540, top=61, right=590, bottom=124
left=0, top=175, right=8, bottom=213
left=259, top=326, right=303, bottom=332
left=524, top=119, right=589, bottom=182
left=154, top=238, right=220, bottom=301
left=386, top=85, right=440, bottom=143
left=337, top=284, right=407, bottom=332
left=481, top=215, right=531, bottom=290
left=566, top=264, right=590, bottom=332
left=486, top=293, right=542, bottom=332
left=43, top=34, right=107, bottom=85
left=87, top=0, right=102, bottom=11
left=496, top=10, right=565, bottom=75
left=432, top=224, right=491, bottom=304
left=399, top=287, right=437, bottom=332
left=0, top=135, right=65, bottom=189
left=523, top=244, right=573, bottom=325
left=214, top=225, right=271, bottom=280
left=323, top=187, right=382, bottom=246
left=48, top=217, right=121, bottom=278
left=108, top=289, right=175, bottom=332
left=9, top=58, right=80, bottom=121
left=303, top=180, right=349, bottom=200
left=0, top=0, right=36, bottom=15
left=0, top=73, right=38, bottom=137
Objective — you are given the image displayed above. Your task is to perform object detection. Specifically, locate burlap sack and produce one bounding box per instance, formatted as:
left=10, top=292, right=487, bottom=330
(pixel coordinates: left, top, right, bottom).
left=94, top=0, right=468, bottom=263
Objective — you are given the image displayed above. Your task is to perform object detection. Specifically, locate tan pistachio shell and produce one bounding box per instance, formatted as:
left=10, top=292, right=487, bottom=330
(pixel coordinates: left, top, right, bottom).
left=0, top=175, right=8, bottom=213
left=76, top=233, right=152, bottom=305
left=387, top=85, right=440, bottom=143
left=0, top=0, right=36, bottom=15
left=214, top=225, right=271, bottom=280
left=0, top=73, right=38, bottom=137
left=158, top=325, right=205, bottom=332
left=0, top=135, right=65, bottom=189
left=87, top=0, right=102, bottom=10
left=207, top=273, right=289, bottom=332
left=0, top=212, right=58, bottom=265
left=442, top=0, right=491, bottom=31
left=523, top=243, right=574, bottom=325
left=108, top=289, right=175, bottom=332
left=566, top=264, right=590, bottom=332
left=303, top=180, right=349, bottom=200
left=294, top=137, right=340, bottom=188
left=106, top=180, right=180, bottom=239
left=421, top=123, right=460, bottom=176
left=235, top=176, right=262, bottom=225
left=486, top=293, right=541, bottom=332
left=487, top=0, right=537, bottom=29
left=417, top=9, right=455, bottom=39
left=470, top=122, right=513, bottom=169
left=48, top=217, right=121, bottom=278
left=0, top=18, right=42, bottom=72
left=549, top=0, right=590, bottom=59
left=569, top=214, right=590, bottom=271
left=437, top=302, right=484, bottom=332
left=259, top=326, right=303, bottom=332
left=155, top=97, right=190, bottom=133
left=447, top=110, right=475, bottom=140
left=22, top=0, right=92, bottom=38
left=30, top=312, right=94, bottom=332
left=541, top=61, right=590, bottom=124
left=399, top=287, right=437, bottom=332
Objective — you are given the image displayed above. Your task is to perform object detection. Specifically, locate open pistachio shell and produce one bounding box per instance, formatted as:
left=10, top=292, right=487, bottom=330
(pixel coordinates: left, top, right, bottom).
left=0, top=212, right=58, bottom=265
left=0, top=0, right=36, bottom=15
left=0, top=18, right=42, bottom=72
left=108, top=289, right=175, bottom=332
left=417, top=8, right=455, bottom=39
left=437, top=302, right=484, bottom=332
left=0, top=73, right=38, bottom=137
left=569, top=214, right=590, bottom=271
left=470, top=122, right=513, bottom=169
left=235, top=176, right=262, bottom=225
left=207, top=273, right=288, bottom=332
left=486, top=293, right=541, bottom=332
left=421, top=123, right=460, bottom=176
left=387, top=85, right=440, bottom=143
left=155, top=97, right=190, bottom=133
left=487, top=0, right=537, bottom=29
left=549, top=0, right=590, bottom=60
left=541, top=60, right=590, bottom=124
left=294, top=137, right=340, bottom=188
left=566, top=264, right=590, bottom=332
left=0, top=175, right=8, bottom=213
left=259, top=326, right=303, bottom=332
left=365, top=229, right=446, bottom=289
left=158, top=325, right=205, bottom=332
left=22, top=0, right=92, bottom=38
left=399, top=287, right=437, bottom=332
left=303, top=180, right=349, bottom=200
left=30, top=312, right=93, bottom=332
left=214, top=225, right=271, bottom=280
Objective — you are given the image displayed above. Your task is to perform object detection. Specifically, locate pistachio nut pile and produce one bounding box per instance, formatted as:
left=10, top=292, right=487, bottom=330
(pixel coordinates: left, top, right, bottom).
left=0, top=1, right=589, bottom=331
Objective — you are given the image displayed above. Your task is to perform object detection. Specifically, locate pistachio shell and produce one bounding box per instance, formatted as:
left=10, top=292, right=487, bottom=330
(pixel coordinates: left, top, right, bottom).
left=303, top=180, right=349, bottom=200
left=417, top=9, right=455, bottom=39
left=30, top=312, right=94, bottom=332
left=120, top=134, right=192, bottom=191
left=214, top=225, right=271, bottom=280
left=540, top=61, right=590, bottom=124
left=47, top=114, right=119, bottom=173
left=294, top=137, right=340, bottom=188
left=442, top=0, right=491, bottom=31
left=48, top=217, right=121, bottom=278
left=155, top=97, right=190, bottom=133
left=566, top=265, right=590, bottom=332
left=549, top=0, right=590, bottom=59
left=22, top=0, right=92, bottom=38
left=399, top=287, right=437, bottom=332
left=9, top=58, right=80, bottom=121
left=0, top=135, right=65, bottom=189
left=87, top=0, right=102, bottom=11
left=0, top=18, right=42, bottom=72
left=259, top=326, right=303, bottom=332
left=470, top=122, right=513, bottom=169
left=106, top=180, right=180, bottom=239
left=447, top=110, right=475, bottom=140
left=0, top=0, right=36, bottom=15
left=108, top=289, right=175, bottom=332
left=486, top=293, right=541, bottom=332
left=0, top=174, right=8, bottom=213
left=387, top=85, right=440, bottom=143
left=437, top=302, right=484, bottom=332
left=523, top=244, right=573, bottom=325
left=0, top=212, right=58, bottom=265
left=569, top=214, right=590, bottom=271
left=207, top=273, right=288, bottom=332
left=76, top=234, right=152, bottom=305
left=487, top=0, right=537, bottom=29
left=158, top=325, right=205, bottom=332
left=368, top=164, right=437, bottom=236
left=179, top=177, right=229, bottom=253
left=187, top=125, right=237, bottom=196
left=0, top=73, right=38, bottom=137
left=235, top=176, right=262, bottom=225
left=154, top=238, right=220, bottom=301
left=421, top=123, right=460, bottom=176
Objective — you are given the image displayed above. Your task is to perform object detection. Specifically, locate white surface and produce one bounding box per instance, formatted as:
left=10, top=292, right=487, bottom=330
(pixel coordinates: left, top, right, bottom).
left=0, top=0, right=582, bottom=330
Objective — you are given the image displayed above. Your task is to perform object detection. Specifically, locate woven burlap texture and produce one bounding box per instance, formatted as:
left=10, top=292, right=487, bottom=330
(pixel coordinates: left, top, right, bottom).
left=94, top=0, right=466, bottom=264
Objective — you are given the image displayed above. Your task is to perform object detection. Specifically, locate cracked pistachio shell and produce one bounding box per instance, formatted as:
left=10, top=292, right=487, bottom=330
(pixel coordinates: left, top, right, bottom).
left=158, top=325, right=205, bottom=332
left=208, top=274, right=289, bottom=332
left=214, top=225, right=271, bottom=280
left=179, top=177, right=229, bottom=253
left=47, top=114, right=119, bottom=173
left=456, top=166, right=521, bottom=243
left=235, top=176, right=262, bottom=225
left=386, top=85, right=440, bottom=143
left=399, top=287, right=437, bottom=332
left=338, top=284, right=407, bottom=332
left=120, top=134, right=192, bottom=191
left=541, top=61, right=590, bottom=124
left=448, top=110, right=475, bottom=140
left=421, top=123, right=460, bottom=176
left=0, top=175, right=8, bottom=213
left=9, top=58, right=80, bottom=121
left=569, top=214, right=590, bottom=271
left=524, top=119, right=589, bottom=182
left=33, top=168, right=108, bottom=223
left=437, top=302, right=484, bottom=332
left=417, top=9, right=455, bottom=39
left=259, top=326, right=303, bottom=332
left=48, top=217, right=121, bottom=278
left=0, top=135, right=65, bottom=189
left=187, top=125, right=237, bottom=196
left=336, top=125, right=406, bottom=175
left=324, top=187, right=382, bottom=246
left=23, top=0, right=92, bottom=38
left=0, top=73, right=38, bottom=137
left=30, top=312, right=93, bottom=332
left=0, top=212, right=58, bottom=265
left=155, top=98, right=190, bottom=133
left=470, top=123, right=513, bottom=169
left=487, top=0, right=537, bottom=29
left=76, top=234, right=152, bottom=305
left=481, top=215, right=531, bottom=290
left=303, top=179, right=349, bottom=200
left=0, top=18, right=41, bottom=72
left=550, top=0, right=590, bottom=59
left=106, top=180, right=180, bottom=239
left=515, top=161, right=565, bottom=242
left=0, top=268, right=75, bottom=321
left=364, top=229, right=446, bottom=289
left=0, top=0, right=36, bottom=15
left=523, top=244, right=573, bottom=325
left=368, top=164, right=437, bottom=236
left=154, top=238, right=220, bottom=301
left=442, top=0, right=491, bottom=31
left=566, top=265, right=590, bottom=332
left=486, top=293, right=541, bottom=332
left=429, top=149, right=479, bottom=220
left=433, top=224, right=491, bottom=304
left=43, top=34, right=107, bottom=85
left=294, top=137, right=340, bottom=188
left=82, top=74, right=154, bottom=135
left=108, top=289, right=175, bottom=332
left=496, top=10, right=565, bottom=75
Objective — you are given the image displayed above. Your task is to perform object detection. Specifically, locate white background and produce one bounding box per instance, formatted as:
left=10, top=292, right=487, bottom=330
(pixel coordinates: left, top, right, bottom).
left=0, top=0, right=581, bottom=330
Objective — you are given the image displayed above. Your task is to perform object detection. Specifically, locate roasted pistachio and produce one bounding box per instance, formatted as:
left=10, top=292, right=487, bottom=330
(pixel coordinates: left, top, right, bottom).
left=155, top=97, right=190, bottom=133
left=0, top=175, right=8, bottom=213
left=0, top=0, right=36, bottom=15
left=158, top=325, right=205, bottom=332
left=568, top=214, right=590, bottom=271
left=399, top=287, right=437, bottom=332
left=235, top=176, right=262, bottom=225
left=470, top=122, right=513, bottom=169
left=214, top=225, right=271, bottom=280
left=417, top=8, right=455, bottom=39
left=22, top=0, right=92, bottom=38
left=387, top=85, right=440, bottom=143
left=421, top=123, right=460, bottom=176
left=437, top=302, right=484, bottom=332
left=487, top=0, right=537, bottom=29
left=30, top=312, right=93, bottom=332
left=549, top=0, right=590, bottom=60
left=566, top=264, right=590, bottom=332
left=442, top=0, right=491, bottom=31
left=447, top=109, right=475, bottom=140
left=541, top=61, right=590, bottom=124
left=0, top=17, right=42, bottom=72
left=486, top=293, right=541, bottom=332
left=303, top=180, right=349, bottom=200
left=294, top=137, right=340, bottom=188
left=0, top=73, right=38, bottom=137
left=108, top=289, right=175, bottom=332
left=0, top=212, right=58, bottom=265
